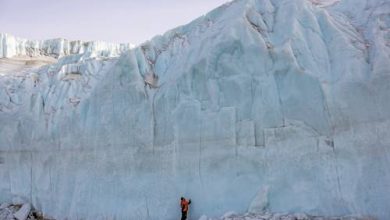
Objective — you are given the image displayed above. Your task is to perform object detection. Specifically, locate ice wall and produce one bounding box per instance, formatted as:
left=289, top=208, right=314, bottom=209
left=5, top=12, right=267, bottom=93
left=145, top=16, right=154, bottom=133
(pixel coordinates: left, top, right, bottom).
left=0, top=33, right=134, bottom=59
left=0, top=0, right=390, bottom=219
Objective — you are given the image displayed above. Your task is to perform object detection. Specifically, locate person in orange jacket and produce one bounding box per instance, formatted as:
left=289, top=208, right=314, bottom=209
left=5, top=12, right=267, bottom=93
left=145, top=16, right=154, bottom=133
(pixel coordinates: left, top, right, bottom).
left=180, top=197, right=191, bottom=220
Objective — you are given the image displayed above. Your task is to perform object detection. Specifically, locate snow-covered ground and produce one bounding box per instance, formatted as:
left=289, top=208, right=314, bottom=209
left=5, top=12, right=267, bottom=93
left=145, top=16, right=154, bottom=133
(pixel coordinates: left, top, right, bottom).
left=0, top=0, right=389, bottom=219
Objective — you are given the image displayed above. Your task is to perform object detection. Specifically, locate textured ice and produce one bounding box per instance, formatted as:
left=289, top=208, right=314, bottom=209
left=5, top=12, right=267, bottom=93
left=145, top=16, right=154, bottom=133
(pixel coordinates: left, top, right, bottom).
left=0, top=0, right=390, bottom=219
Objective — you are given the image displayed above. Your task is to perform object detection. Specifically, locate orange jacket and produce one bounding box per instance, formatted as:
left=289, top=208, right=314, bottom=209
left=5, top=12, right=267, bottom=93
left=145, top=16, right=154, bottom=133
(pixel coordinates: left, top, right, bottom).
left=180, top=199, right=191, bottom=212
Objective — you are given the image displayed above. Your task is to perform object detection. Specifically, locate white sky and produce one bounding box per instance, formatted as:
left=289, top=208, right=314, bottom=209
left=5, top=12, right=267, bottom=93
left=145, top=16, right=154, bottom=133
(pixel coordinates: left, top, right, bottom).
left=0, top=0, right=229, bottom=45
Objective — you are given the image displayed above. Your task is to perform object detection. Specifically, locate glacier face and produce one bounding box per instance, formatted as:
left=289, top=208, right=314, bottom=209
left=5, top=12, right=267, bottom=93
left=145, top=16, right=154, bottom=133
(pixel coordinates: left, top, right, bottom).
left=0, top=0, right=390, bottom=219
left=0, top=33, right=134, bottom=59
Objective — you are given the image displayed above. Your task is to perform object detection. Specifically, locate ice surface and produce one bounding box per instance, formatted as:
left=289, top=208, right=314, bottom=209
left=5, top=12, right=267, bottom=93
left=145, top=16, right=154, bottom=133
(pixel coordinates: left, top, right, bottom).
left=0, top=0, right=389, bottom=219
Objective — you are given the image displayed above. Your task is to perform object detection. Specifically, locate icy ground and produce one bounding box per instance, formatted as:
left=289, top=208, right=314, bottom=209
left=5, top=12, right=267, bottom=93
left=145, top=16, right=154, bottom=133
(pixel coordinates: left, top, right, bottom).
left=0, top=200, right=375, bottom=220
left=199, top=211, right=374, bottom=220
left=0, top=0, right=390, bottom=219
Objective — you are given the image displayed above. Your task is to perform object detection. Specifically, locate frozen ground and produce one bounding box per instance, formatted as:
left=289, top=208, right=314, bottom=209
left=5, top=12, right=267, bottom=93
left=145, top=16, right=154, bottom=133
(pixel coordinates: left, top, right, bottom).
left=199, top=211, right=374, bottom=220
left=0, top=0, right=389, bottom=219
left=0, top=201, right=375, bottom=220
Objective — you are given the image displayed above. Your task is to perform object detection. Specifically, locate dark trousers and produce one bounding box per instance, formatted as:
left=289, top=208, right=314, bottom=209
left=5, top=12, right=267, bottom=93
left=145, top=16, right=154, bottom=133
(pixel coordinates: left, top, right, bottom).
left=181, top=211, right=187, bottom=220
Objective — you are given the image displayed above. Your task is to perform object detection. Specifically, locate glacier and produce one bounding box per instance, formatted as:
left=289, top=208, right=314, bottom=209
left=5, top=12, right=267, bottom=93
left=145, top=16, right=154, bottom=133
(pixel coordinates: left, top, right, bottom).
left=0, top=33, right=133, bottom=59
left=0, top=0, right=390, bottom=219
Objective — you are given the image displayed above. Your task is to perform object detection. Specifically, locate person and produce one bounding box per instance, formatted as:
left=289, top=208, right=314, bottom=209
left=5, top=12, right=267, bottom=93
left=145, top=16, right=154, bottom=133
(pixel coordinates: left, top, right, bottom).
left=180, top=197, right=191, bottom=220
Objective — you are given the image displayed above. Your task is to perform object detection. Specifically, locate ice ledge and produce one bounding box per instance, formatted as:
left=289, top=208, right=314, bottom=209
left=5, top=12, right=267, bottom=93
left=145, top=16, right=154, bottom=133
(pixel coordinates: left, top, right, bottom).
left=307, top=0, right=341, bottom=7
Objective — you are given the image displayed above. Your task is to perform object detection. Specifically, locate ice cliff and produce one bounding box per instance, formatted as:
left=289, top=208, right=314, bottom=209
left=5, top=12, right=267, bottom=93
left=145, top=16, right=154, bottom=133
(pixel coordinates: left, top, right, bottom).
left=0, top=33, right=133, bottom=59
left=0, top=0, right=389, bottom=219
